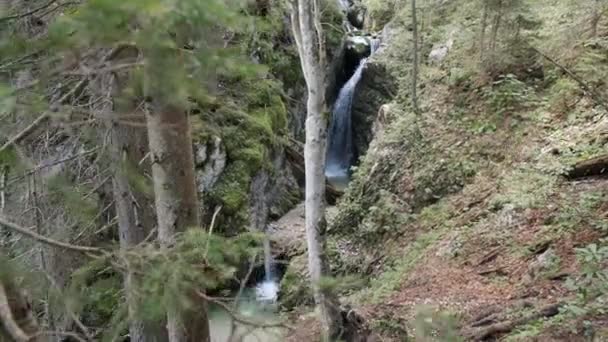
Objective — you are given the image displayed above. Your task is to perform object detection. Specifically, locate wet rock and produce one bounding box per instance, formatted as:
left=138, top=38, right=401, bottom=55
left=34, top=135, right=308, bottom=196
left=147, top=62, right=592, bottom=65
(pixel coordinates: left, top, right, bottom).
left=249, top=150, right=301, bottom=232
left=345, top=35, right=371, bottom=59
left=347, top=4, right=366, bottom=29
left=351, top=59, right=397, bottom=159
left=195, top=136, right=226, bottom=192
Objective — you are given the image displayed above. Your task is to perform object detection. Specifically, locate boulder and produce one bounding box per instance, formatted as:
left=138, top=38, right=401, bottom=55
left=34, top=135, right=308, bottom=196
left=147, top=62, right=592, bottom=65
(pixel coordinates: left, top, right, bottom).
left=345, top=35, right=371, bottom=59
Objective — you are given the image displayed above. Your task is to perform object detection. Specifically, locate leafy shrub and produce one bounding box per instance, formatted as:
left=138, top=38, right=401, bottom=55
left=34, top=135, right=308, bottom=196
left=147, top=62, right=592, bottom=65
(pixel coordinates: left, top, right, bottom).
left=547, top=78, right=582, bottom=115
left=484, top=74, right=536, bottom=116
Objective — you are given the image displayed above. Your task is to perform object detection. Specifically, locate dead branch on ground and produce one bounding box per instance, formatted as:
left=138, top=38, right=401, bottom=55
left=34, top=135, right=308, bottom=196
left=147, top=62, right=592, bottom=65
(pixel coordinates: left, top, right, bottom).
left=566, top=153, right=608, bottom=179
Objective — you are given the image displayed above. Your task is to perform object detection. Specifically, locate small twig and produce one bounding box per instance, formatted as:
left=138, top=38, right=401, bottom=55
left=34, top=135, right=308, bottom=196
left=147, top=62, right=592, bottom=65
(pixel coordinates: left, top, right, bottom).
left=0, top=282, right=30, bottom=342
left=0, top=215, right=103, bottom=254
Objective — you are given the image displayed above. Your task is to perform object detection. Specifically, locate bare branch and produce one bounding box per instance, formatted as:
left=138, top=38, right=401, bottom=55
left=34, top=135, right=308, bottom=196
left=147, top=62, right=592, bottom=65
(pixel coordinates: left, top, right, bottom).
left=0, top=78, right=89, bottom=153
left=0, top=215, right=104, bottom=254
left=0, top=0, right=58, bottom=23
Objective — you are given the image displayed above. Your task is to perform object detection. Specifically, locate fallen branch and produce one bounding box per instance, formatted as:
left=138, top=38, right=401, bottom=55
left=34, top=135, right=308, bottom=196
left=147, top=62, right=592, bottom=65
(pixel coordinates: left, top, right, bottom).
left=0, top=282, right=29, bottom=342
left=0, top=215, right=103, bottom=254
left=465, top=302, right=563, bottom=341
left=566, top=153, right=608, bottom=179
left=531, top=46, right=608, bottom=113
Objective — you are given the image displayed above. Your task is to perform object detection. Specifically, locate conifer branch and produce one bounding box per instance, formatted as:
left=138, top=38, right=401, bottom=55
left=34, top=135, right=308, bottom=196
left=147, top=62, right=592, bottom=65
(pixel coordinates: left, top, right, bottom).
left=0, top=215, right=104, bottom=254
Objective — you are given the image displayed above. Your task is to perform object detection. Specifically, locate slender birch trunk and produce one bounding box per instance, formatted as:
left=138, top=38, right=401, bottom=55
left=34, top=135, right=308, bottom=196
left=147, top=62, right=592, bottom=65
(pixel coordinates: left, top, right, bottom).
left=145, top=102, right=210, bottom=342
left=290, top=0, right=343, bottom=340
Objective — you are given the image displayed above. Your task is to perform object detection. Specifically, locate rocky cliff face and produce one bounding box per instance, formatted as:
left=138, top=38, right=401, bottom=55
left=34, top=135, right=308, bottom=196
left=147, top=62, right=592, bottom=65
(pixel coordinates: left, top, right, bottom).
left=351, top=59, right=397, bottom=161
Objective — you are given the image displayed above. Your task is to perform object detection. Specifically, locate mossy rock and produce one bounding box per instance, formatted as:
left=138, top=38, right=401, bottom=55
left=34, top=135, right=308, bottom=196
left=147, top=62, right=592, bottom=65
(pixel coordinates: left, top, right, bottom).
left=279, top=254, right=313, bottom=309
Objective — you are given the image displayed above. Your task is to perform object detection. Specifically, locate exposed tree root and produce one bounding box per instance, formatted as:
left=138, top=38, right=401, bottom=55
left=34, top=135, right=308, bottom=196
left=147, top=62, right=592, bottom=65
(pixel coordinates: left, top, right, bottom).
left=566, top=154, right=608, bottom=179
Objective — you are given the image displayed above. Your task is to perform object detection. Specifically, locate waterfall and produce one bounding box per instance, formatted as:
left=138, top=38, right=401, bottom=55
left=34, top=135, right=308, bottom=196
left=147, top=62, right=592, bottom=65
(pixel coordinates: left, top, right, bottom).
left=255, top=232, right=278, bottom=303
left=263, top=235, right=273, bottom=281
left=326, top=38, right=380, bottom=188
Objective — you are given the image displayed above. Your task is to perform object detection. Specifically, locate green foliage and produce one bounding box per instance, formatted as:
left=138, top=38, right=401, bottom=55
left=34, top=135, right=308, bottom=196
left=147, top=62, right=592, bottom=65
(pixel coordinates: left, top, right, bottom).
left=47, top=174, right=100, bottom=228
left=554, top=192, right=607, bottom=232
left=490, top=168, right=556, bottom=210
left=547, top=78, right=582, bottom=115
left=565, top=240, right=608, bottom=304
left=68, top=230, right=262, bottom=327
left=363, top=0, right=398, bottom=30
left=355, top=229, right=444, bottom=304
left=413, top=307, right=462, bottom=341
left=484, top=74, right=537, bottom=116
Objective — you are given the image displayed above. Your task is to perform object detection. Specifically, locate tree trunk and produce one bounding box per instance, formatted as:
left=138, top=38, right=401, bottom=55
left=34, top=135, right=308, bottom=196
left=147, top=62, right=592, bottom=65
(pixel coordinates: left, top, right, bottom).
left=290, top=0, right=343, bottom=340
left=490, top=1, right=503, bottom=53
left=590, top=0, right=601, bottom=38
left=101, top=71, right=168, bottom=342
left=146, top=103, right=210, bottom=342
left=480, top=0, right=488, bottom=60
left=411, top=0, right=419, bottom=114
left=0, top=278, right=42, bottom=342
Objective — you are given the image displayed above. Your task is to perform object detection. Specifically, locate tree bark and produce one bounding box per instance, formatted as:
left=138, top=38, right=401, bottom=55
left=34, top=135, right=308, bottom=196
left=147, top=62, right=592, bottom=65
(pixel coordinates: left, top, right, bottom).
left=0, top=278, right=42, bottom=342
left=290, top=0, right=343, bottom=340
left=490, top=1, right=503, bottom=53
left=103, top=72, right=168, bottom=342
left=146, top=103, right=210, bottom=342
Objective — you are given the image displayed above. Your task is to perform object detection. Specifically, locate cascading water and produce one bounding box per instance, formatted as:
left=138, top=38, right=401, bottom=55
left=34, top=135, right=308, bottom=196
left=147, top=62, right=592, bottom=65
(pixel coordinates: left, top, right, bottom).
left=255, top=233, right=278, bottom=303
left=326, top=38, right=380, bottom=189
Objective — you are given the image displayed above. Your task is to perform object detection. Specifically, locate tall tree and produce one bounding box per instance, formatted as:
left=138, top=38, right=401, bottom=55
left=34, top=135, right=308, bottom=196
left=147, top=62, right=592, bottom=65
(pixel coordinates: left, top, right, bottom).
left=145, top=77, right=210, bottom=341
left=289, top=0, right=343, bottom=340
left=101, top=67, right=168, bottom=341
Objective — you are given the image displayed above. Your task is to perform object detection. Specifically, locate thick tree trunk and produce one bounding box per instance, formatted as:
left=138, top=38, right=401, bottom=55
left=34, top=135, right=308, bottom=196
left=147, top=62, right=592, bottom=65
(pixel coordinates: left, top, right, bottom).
left=290, top=0, right=343, bottom=339
left=146, top=104, right=210, bottom=342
